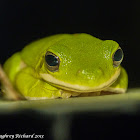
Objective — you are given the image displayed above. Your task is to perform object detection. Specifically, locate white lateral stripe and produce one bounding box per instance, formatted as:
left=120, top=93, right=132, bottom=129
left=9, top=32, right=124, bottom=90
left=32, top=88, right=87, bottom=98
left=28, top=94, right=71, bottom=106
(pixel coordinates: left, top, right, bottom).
left=103, top=87, right=126, bottom=93
left=40, top=68, right=120, bottom=92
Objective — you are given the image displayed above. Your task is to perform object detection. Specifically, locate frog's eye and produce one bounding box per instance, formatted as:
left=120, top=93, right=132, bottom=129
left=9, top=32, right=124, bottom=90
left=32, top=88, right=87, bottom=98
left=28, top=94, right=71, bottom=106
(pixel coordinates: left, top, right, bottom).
left=113, top=48, right=123, bottom=67
left=45, top=51, right=60, bottom=72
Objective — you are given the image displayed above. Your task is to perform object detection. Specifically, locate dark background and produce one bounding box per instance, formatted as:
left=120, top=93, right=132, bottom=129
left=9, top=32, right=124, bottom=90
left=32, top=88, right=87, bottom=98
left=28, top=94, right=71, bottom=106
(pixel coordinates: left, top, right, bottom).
left=0, top=0, right=139, bottom=88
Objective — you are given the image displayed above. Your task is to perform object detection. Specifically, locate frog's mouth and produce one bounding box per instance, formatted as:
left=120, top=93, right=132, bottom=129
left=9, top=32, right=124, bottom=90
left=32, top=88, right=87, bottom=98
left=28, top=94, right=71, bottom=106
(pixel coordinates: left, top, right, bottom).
left=40, top=68, right=121, bottom=93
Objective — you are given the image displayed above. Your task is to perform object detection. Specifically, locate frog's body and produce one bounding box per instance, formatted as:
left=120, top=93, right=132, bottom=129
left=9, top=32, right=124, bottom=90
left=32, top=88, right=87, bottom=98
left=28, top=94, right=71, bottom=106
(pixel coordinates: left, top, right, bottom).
left=3, top=34, right=128, bottom=99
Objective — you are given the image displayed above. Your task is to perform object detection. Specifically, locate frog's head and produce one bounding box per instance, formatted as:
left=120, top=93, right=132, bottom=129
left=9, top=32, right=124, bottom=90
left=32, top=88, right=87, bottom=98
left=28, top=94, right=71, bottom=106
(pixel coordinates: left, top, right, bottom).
left=40, top=34, right=123, bottom=92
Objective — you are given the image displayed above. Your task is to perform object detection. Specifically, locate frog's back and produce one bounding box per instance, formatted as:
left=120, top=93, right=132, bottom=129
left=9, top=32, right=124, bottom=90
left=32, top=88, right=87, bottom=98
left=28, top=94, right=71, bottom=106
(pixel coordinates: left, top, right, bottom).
left=20, top=33, right=101, bottom=68
left=20, top=34, right=72, bottom=68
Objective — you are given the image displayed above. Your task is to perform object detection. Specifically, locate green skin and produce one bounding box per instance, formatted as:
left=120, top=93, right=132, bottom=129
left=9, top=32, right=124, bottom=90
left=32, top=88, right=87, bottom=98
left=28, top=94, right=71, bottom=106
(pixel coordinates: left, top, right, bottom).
left=3, top=33, right=128, bottom=99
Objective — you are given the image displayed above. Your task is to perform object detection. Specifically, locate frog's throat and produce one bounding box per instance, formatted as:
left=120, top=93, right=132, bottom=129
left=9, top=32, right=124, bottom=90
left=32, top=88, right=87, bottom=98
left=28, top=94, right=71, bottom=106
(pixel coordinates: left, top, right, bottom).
left=40, top=68, right=121, bottom=93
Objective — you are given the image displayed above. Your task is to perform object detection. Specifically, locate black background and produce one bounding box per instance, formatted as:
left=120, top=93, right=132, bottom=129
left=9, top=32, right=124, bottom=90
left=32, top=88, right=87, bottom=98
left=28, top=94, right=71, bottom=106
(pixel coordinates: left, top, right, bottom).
left=0, top=0, right=140, bottom=88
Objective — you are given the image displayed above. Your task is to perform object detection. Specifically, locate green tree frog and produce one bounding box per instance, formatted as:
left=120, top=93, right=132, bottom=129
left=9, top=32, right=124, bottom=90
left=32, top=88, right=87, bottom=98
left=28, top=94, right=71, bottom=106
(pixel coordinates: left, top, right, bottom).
left=3, top=33, right=128, bottom=99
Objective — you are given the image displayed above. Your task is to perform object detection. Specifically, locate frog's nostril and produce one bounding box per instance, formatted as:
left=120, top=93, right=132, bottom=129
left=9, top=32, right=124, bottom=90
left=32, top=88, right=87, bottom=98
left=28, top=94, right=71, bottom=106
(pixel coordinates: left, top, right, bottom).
left=98, top=67, right=104, bottom=75
left=76, top=69, right=82, bottom=76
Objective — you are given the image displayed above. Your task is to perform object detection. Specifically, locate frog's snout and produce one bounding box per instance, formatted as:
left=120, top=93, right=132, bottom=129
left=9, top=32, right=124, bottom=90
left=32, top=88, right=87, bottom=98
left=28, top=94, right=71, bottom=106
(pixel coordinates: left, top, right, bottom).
left=76, top=68, right=104, bottom=81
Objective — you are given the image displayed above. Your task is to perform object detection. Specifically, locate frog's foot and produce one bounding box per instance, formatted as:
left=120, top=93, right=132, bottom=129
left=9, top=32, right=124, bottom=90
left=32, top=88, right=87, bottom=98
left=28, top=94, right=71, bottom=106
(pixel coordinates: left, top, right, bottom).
left=60, top=90, right=101, bottom=98
left=79, top=91, right=101, bottom=97
left=60, top=90, right=81, bottom=98
left=88, top=91, right=101, bottom=96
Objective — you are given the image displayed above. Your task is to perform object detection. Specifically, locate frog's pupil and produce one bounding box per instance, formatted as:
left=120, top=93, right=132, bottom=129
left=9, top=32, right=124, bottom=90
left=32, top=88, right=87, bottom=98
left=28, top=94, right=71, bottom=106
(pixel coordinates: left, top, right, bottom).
left=114, top=49, right=123, bottom=61
left=45, top=55, right=58, bottom=66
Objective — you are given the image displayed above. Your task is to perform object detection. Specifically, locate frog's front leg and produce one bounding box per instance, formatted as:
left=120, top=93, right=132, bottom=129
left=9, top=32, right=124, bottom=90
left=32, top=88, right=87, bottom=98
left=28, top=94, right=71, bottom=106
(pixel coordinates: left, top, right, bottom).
left=102, top=66, right=128, bottom=94
left=15, top=67, right=62, bottom=99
